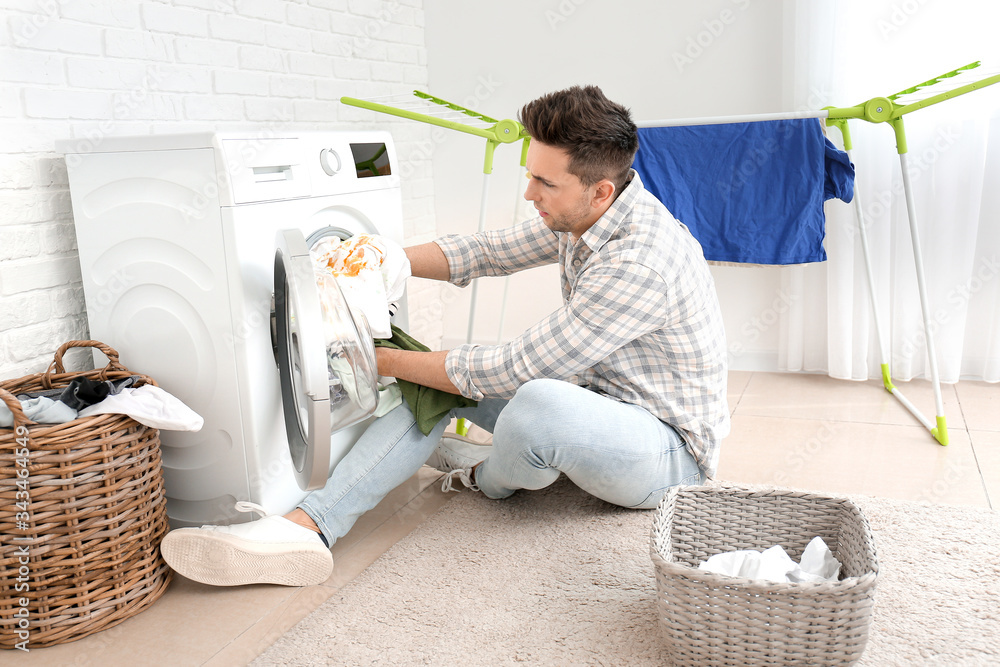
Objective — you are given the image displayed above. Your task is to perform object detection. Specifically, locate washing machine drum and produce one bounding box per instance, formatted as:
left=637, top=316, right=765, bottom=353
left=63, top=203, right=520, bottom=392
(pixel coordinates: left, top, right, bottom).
left=273, top=228, right=380, bottom=491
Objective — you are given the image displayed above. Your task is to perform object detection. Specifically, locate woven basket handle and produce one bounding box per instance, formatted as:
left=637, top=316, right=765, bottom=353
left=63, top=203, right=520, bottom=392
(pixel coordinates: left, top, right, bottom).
left=0, top=387, right=32, bottom=428
left=48, top=340, right=128, bottom=376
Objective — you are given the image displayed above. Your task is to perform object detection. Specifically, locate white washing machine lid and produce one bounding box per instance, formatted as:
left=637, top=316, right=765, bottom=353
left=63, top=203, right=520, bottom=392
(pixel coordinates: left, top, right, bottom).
left=273, top=228, right=380, bottom=490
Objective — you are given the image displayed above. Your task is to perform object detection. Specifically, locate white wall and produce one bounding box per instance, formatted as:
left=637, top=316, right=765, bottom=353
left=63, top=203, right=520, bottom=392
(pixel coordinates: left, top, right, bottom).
left=0, top=0, right=439, bottom=378
left=0, top=0, right=810, bottom=380
left=424, top=0, right=791, bottom=369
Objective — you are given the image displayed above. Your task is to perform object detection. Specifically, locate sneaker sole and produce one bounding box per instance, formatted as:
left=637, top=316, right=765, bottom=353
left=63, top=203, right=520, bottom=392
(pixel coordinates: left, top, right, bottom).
left=161, top=529, right=333, bottom=587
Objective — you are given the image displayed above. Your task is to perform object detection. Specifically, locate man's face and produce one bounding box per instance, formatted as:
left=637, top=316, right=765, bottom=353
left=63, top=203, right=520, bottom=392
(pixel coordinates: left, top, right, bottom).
left=523, top=141, right=598, bottom=238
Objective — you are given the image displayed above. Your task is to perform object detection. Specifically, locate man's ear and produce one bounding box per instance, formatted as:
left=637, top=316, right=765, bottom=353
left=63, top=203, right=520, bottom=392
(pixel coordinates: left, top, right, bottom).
left=590, top=179, right=616, bottom=208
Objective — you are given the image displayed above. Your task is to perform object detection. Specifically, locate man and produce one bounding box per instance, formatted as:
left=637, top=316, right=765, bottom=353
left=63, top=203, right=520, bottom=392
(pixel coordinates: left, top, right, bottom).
left=161, top=85, right=730, bottom=587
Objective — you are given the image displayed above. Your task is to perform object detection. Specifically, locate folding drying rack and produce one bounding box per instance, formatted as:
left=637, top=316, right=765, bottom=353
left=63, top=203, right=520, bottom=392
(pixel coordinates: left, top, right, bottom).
left=342, top=61, right=1000, bottom=446
left=341, top=92, right=530, bottom=346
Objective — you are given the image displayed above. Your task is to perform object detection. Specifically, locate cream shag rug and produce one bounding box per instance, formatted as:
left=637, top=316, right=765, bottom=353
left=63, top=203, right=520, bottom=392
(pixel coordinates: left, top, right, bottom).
left=252, top=478, right=1000, bottom=666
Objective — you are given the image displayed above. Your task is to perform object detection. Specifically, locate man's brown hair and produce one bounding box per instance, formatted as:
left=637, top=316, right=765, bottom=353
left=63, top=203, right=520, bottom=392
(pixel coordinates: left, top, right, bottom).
left=518, top=85, right=638, bottom=193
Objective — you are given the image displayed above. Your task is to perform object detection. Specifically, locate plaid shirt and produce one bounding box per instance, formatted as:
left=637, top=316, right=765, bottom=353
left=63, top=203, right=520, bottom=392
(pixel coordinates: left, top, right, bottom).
left=438, top=172, right=730, bottom=476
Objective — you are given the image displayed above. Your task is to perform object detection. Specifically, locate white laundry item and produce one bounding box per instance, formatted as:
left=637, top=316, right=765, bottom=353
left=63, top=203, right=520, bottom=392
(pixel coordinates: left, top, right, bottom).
left=0, top=396, right=78, bottom=427
left=379, top=236, right=409, bottom=308
left=316, top=274, right=363, bottom=348
left=327, top=352, right=361, bottom=407
left=325, top=341, right=381, bottom=429
left=697, top=546, right=797, bottom=582
left=698, top=536, right=841, bottom=584
left=788, top=535, right=842, bottom=583
left=374, top=383, right=403, bottom=418
left=78, top=385, right=204, bottom=431
left=311, top=234, right=411, bottom=339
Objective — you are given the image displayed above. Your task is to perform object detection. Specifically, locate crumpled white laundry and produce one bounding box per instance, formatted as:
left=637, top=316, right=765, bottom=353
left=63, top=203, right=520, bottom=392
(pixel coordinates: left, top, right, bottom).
left=311, top=233, right=410, bottom=339
left=698, top=536, right=842, bottom=584
left=374, top=383, right=402, bottom=418
left=78, top=385, right=204, bottom=431
left=0, top=396, right=78, bottom=428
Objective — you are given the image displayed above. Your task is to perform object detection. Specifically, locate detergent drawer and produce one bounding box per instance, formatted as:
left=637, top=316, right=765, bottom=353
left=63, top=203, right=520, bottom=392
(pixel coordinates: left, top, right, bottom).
left=273, top=228, right=380, bottom=490
left=223, top=138, right=311, bottom=204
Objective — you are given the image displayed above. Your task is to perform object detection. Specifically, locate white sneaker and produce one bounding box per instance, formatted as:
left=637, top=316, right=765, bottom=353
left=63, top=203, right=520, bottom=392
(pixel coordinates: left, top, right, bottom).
left=160, top=502, right=333, bottom=587
left=425, top=434, right=491, bottom=493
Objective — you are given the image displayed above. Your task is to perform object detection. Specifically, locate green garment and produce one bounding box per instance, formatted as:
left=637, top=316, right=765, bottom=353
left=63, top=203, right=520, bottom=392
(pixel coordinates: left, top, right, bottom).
left=374, top=325, right=477, bottom=435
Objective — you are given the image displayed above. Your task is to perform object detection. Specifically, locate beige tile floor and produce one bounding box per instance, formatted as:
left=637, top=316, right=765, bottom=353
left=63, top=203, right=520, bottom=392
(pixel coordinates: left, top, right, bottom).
left=10, top=371, right=998, bottom=665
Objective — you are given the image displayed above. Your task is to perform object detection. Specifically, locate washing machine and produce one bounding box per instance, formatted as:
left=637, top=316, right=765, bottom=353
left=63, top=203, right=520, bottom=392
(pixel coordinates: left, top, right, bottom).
left=57, top=130, right=407, bottom=527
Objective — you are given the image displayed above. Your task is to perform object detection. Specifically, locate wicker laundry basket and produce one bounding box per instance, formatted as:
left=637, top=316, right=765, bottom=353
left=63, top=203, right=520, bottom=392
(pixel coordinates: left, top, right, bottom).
left=0, top=341, right=172, bottom=650
left=650, top=486, right=879, bottom=667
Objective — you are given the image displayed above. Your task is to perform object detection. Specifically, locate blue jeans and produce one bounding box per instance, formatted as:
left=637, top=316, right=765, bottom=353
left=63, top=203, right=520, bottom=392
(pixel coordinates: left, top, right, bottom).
left=299, top=378, right=703, bottom=546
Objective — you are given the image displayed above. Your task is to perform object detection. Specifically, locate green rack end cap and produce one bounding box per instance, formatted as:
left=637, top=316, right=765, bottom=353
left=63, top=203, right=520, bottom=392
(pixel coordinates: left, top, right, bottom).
left=880, top=363, right=895, bottom=392
left=932, top=415, right=949, bottom=446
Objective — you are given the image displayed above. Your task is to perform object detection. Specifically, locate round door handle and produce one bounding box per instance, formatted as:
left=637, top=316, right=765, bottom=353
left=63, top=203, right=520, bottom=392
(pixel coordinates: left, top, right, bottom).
left=319, top=148, right=341, bottom=176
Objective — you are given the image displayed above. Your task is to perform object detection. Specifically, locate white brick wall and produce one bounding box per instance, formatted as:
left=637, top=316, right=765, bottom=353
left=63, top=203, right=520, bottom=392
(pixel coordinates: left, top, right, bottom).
left=0, top=0, right=442, bottom=379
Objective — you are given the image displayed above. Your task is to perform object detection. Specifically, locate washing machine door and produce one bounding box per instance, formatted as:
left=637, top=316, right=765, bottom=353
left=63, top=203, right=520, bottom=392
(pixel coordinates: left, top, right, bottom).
left=273, top=228, right=380, bottom=490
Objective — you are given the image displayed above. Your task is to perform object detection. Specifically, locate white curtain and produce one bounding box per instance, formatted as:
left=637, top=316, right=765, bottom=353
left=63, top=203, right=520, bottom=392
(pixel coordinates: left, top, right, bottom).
left=781, top=0, right=1000, bottom=382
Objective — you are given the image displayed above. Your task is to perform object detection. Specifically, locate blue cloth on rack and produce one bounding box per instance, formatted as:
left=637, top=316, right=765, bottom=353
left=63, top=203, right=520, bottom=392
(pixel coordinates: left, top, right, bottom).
left=632, top=119, right=854, bottom=265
